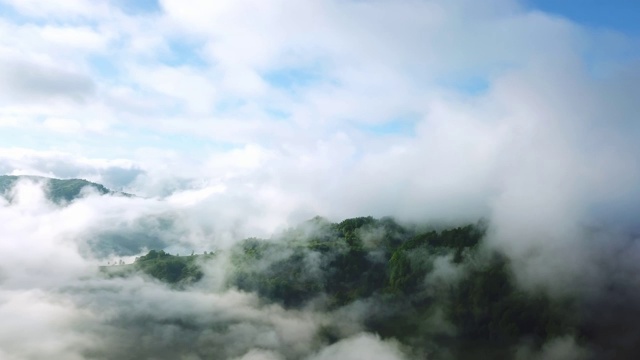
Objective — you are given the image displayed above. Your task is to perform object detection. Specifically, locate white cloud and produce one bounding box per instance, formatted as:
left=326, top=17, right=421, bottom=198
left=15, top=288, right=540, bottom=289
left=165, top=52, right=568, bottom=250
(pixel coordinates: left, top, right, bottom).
left=307, top=333, right=406, bottom=360
left=128, top=64, right=218, bottom=114
left=39, top=25, right=109, bottom=52
left=42, top=117, right=84, bottom=133
left=0, top=0, right=109, bottom=20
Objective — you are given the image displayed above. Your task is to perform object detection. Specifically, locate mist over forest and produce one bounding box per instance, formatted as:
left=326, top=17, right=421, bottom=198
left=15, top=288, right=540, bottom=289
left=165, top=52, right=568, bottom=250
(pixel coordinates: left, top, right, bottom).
left=0, top=176, right=638, bottom=359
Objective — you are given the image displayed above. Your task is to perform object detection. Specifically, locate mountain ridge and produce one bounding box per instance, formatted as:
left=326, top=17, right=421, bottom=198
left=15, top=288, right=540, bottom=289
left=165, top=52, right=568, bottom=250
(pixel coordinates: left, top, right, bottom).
left=0, top=174, right=132, bottom=203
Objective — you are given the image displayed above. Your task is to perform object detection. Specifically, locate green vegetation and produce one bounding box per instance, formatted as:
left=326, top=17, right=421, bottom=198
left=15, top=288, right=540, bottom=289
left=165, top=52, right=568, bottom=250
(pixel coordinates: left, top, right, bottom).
left=101, top=250, right=208, bottom=285
left=108, top=216, right=584, bottom=357
left=134, top=250, right=205, bottom=284
left=0, top=175, right=130, bottom=203
left=224, top=217, right=580, bottom=355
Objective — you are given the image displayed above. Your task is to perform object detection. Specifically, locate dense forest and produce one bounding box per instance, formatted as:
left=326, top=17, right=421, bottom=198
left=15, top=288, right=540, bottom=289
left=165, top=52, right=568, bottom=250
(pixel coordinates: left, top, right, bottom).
left=111, top=216, right=589, bottom=359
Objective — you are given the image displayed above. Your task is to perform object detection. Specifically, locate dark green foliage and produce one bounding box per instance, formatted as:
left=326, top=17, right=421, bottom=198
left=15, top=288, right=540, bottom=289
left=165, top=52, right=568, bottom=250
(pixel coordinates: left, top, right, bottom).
left=48, top=178, right=109, bottom=202
left=448, top=253, right=577, bottom=345
left=398, top=225, right=483, bottom=254
left=324, top=248, right=387, bottom=306
left=387, top=225, right=484, bottom=294
left=229, top=239, right=324, bottom=307
left=228, top=217, right=399, bottom=307
left=388, top=249, right=430, bottom=293
left=224, top=216, right=581, bottom=354
left=336, top=216, right=376, bottom=248
left=134, top=250, right=204, bottom=285
left=137, top=249, right=172, bottom=261
left=105, top=216, right=582, bottom=356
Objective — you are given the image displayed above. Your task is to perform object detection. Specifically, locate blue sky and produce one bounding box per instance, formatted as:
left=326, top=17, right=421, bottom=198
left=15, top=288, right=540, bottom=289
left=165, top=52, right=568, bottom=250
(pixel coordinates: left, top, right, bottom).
left=527, top=0, right=640, bottom=34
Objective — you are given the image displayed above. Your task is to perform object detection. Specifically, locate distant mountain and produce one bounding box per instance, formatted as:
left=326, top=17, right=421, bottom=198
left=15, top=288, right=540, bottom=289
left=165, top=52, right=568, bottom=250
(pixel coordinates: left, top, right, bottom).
left=0, top=175, right=132, bottom=203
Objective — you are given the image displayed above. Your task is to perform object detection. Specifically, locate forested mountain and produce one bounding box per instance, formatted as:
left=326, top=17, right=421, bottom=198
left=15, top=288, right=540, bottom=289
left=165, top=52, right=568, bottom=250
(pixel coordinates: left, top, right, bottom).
left=110, top=216, right=591, bottom=359
left=2, top=174, right=632, bottom=358
left=0, top=175, right=130, bottom=203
